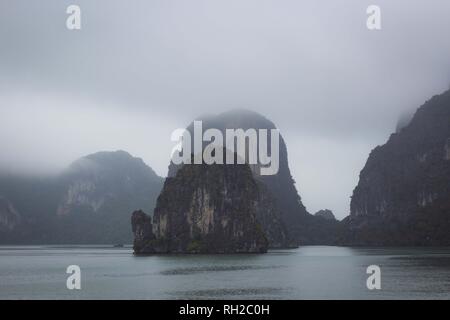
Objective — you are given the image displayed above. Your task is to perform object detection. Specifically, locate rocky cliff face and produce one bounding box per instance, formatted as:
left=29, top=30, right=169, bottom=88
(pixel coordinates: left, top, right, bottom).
left=253, top=181, right=291, bottom=248
left=167, top=109, right=330, bottom=244
left=343, top=89, right=450, bottom=245
left=133, top=155, right=292, bottom=254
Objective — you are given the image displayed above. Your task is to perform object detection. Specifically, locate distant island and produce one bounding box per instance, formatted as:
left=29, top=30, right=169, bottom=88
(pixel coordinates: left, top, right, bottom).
left=0, top=151, right=163, bottom=244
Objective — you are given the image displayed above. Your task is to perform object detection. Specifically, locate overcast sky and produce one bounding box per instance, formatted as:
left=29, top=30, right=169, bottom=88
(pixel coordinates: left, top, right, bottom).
left=1, top=0, right=450, bottom=219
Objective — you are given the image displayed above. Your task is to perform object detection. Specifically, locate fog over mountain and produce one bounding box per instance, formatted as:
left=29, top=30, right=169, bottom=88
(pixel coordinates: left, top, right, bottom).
left=1, top=0, right=450, bottom=219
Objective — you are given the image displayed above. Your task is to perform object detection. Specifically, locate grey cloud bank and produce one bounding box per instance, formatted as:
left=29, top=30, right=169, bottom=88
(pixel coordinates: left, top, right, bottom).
left=1, top=0, right=450, bottom=218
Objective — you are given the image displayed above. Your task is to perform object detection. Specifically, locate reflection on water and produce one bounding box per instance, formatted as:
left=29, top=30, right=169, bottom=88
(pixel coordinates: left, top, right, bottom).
left=1, top=246, right=450, bottom=299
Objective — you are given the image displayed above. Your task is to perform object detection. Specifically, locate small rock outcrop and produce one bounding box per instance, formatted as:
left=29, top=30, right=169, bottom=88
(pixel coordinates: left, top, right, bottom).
left=131, top=210, right=154, bottom=252
left=314, top=209, right=336, bottom=221
left=132, top=154, right=293, bottom=254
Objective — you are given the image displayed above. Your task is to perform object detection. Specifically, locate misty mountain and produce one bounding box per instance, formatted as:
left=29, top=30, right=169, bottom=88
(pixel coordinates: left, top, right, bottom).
left=0, top=151, right=163, bottom=244
left=341, top=89, right=450, bottom=245
left=168, top=109, right=339, bottom=244
left=395, top=109, right=415, bottom=133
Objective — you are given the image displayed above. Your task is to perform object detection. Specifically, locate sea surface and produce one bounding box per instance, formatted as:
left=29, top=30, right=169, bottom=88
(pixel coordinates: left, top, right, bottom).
left=1, top=245, right=450, bottom=299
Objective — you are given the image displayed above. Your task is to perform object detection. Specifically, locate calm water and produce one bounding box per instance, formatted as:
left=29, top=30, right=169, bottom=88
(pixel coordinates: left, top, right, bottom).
left=1, top=246, right=450, bottom=299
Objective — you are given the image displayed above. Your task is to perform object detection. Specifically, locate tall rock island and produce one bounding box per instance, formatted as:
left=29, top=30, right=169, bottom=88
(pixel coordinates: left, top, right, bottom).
left=167, top=109, right=337, bottom=245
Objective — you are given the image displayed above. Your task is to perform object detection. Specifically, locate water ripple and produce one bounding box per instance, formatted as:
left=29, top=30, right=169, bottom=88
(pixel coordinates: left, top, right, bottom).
left=160, top=264, right=283, bottom=275
left=168, top=287, right=286, bottom=299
